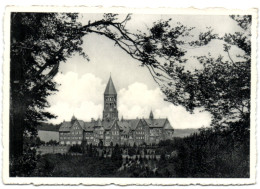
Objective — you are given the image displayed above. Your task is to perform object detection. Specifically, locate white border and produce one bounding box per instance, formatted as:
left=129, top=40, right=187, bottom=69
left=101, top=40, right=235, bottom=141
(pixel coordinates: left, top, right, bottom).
left=2, top=6, right=258, bottom=185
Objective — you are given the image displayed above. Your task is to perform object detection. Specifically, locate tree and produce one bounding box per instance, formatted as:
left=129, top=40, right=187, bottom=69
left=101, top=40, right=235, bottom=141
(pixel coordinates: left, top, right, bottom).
left=10, top=13, right=86, bottom=159
left=10, top=12, right=251, bottom=176
left=88, top=143, right=93, bottom=157
left=128, top=147, right=136, bottom=157
left=137, top=16, right=251, bottom=127
left=92, top=14, right=251, bottom=128
left=10, top=13, right=142, bottom=161
left=111, top=144, right=122, bottom=160
left=46, top=140, right=59, bottom=146
left=98, top=140, right=104, bottom=149
left=69, top=144, right=82, bottom=153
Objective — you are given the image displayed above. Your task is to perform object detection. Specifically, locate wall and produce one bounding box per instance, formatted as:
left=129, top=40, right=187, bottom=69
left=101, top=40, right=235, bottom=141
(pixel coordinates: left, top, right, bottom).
left=37, top=145, right=70, bottom=155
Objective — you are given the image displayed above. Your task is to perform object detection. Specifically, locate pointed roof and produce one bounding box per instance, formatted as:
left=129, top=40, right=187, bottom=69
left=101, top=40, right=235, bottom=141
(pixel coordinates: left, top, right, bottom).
left=149, top=110, right=154, bottom=119
left=104, top=76, right=117, bottom=95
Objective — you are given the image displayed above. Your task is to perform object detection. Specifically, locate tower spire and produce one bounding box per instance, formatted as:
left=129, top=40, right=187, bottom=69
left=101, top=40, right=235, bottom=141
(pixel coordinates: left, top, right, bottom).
left=104, top=75, right=117, bottom=95
left=71, top=114, right=77, bottom=124
left=103, top=75, right=118, bottom=121
left=149, top=110, right=154, bottom=119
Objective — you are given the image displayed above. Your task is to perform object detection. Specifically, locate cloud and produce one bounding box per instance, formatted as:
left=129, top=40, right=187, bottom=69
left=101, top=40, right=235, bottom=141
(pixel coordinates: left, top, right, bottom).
left=47, top=73, right=212, bottom=128
left=155, top=105, right=212, bottom=129
left=47, top=72, right=104, bottom=124
left=118, top=82, right=212, bottom=129
left=50, top=72, right=105, bottom=106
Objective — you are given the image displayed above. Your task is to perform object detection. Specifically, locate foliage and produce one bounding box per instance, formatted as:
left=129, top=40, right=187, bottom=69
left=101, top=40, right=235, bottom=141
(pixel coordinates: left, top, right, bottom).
left=154, top=16, right=250, bottom=127
left=10, top=12, right=88, bottom=175
left=11, top=13, right=85, bottom=136
left=157, top=124, right=249, bottom=178
left=10, top=147, right=39, bottom=177
left=128, top=147, right=136, bottom=157
left=46, top=140, right=59, bottom=146
left=31, top=154, right=122, bottom=177
left=84, top=14, right=251, bottom=128
left=69, top=144, right=83, bottom=153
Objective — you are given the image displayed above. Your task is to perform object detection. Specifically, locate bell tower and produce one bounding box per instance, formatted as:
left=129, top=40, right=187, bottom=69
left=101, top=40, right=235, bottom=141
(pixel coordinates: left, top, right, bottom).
left=103, top=75, right=118, bottom=121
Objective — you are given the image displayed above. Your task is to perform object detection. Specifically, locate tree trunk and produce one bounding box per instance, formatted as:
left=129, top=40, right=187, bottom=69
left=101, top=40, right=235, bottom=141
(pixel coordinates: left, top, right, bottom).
left=10, top=56, right=24, bottom=158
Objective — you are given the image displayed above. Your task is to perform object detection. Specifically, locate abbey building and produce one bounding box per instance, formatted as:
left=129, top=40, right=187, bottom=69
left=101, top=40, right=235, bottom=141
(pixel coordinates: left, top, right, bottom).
left=59, top=76, right=174, bottom=146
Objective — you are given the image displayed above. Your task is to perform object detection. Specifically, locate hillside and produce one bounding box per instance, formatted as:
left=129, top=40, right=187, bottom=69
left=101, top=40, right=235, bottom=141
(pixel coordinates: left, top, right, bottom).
left=37, top=122, right=61, bottom=132
left=173, top=128, right=199, bottom=138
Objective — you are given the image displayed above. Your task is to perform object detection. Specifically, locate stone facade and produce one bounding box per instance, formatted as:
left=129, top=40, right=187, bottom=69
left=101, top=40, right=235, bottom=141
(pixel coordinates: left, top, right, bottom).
left=59, top=76, right=174, bottom=146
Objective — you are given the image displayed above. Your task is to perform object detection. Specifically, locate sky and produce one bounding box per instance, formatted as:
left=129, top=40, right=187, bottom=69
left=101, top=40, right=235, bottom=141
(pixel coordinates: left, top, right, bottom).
left=46, top=14, right=244, bottom=129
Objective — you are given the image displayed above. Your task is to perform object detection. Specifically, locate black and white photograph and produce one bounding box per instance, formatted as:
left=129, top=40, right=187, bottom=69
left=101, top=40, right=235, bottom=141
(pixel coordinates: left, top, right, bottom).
left=2, top=6, right=257, bottom=185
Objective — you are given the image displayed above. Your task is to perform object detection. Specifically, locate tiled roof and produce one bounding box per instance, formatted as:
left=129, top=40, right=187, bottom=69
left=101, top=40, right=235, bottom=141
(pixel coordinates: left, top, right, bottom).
left=59, top=118, right=173, bottom=132
left=84, top=122, right=95, bottom=131
left=59, top=122, right=71, bottom=132
left=77, top=120, right=85, bottom=130
left=143, top=118, right=167, bottom=128
left=125, top=119, right=140, bottom=130
left=117, top=121, right=131, bottom=134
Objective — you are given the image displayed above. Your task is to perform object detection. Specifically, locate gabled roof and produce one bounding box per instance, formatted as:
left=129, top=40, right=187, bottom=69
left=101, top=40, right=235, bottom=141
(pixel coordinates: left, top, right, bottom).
left=59, top=117, right=173, bottom=133
left=104, top=76, right=117, bottom=95
left=84, top=122, right=95, bottom=131
left=126, top=119, right=140, bottom=130
left=118, top=121, right=131, bottom=134
left=76, top=120, right=85, bottom=130
left=164, top=119, right=174, bottom=130
left=102, top=120, right=115, bottom=130
left=59, top=121, right=71, bottom=132
left=143, top=118, right=167, bottom=128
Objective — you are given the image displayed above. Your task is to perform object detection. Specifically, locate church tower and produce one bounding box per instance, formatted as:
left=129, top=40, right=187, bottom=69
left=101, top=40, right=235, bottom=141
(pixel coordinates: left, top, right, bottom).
left=103, top=76, right=118, bottom=121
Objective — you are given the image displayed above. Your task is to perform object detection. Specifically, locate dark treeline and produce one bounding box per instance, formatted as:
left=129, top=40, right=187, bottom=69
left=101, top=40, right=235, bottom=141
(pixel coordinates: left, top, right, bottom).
left=156, top=120, right=250, bottom=178
left=37, top=122, right=61, bottom=131
left=30, top=154, right=121, bottom=177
